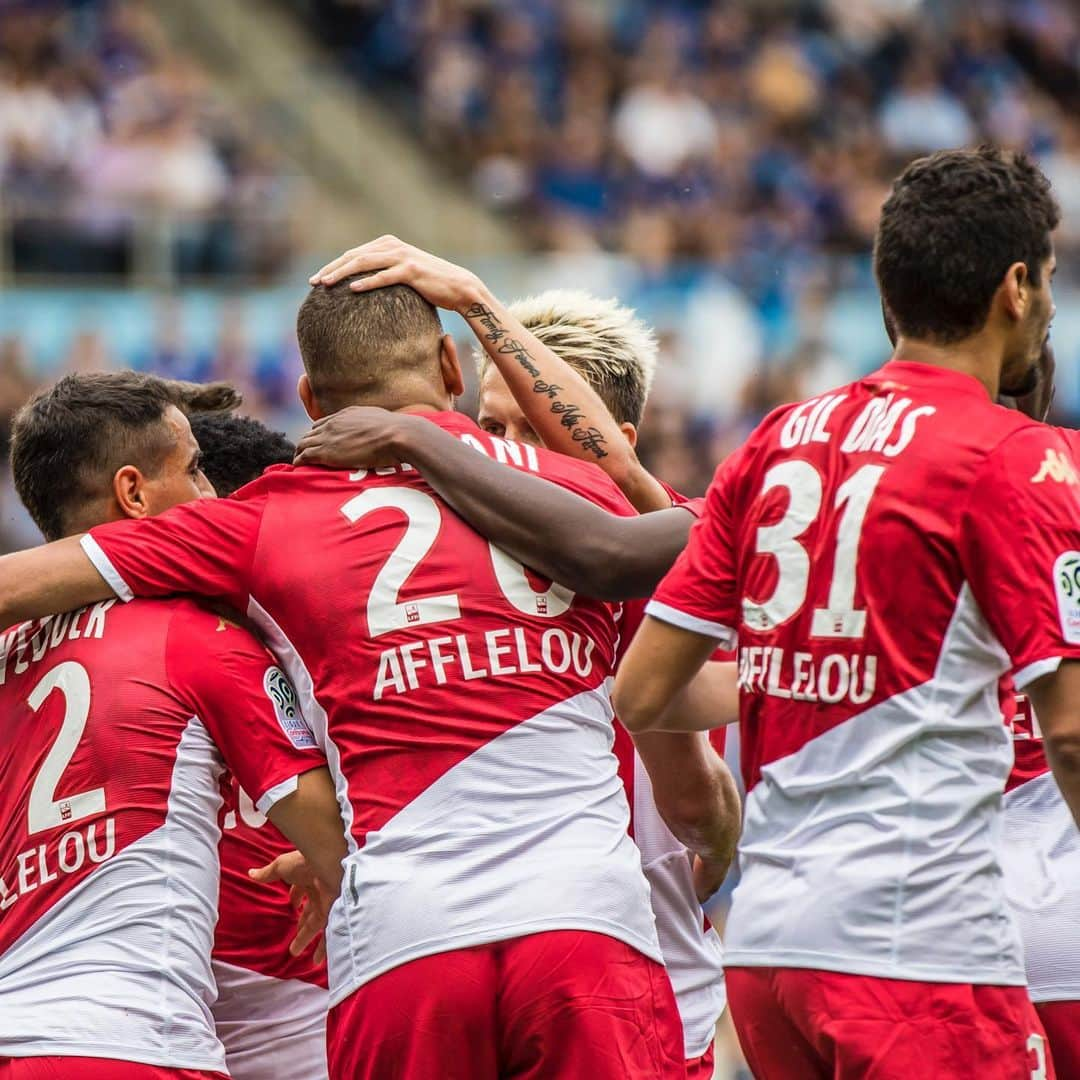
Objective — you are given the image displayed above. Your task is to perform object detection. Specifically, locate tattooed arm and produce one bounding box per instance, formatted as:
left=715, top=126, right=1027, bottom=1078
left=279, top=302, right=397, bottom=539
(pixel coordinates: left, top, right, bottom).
left=309, top=237, right=674, bottom=512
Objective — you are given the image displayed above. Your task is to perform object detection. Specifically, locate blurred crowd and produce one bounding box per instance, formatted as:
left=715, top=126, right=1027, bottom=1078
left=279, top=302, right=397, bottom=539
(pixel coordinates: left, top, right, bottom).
left=305, top=0, right=1080, bottom=276
left=0, top=0, right=299, bottom=279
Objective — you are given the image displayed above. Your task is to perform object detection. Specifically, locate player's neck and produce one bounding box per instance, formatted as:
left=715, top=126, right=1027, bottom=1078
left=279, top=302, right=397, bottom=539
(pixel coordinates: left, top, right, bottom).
left=397, top=403, right=454, bottom=415
left=890, top=334, right=1003, bottom=400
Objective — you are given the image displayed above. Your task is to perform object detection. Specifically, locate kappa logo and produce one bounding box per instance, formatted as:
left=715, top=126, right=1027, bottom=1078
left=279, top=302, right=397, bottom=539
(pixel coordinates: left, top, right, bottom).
left=263, top=666, right=317, bottom=750
left=1032, top=448, right=1079, bottom=485
left=1054, top=552, right=1080, bottom=644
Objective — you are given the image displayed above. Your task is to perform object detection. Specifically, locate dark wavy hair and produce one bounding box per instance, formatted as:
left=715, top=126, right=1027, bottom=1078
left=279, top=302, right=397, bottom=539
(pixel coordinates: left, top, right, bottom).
left=875, top=146, right=1059, bottom=344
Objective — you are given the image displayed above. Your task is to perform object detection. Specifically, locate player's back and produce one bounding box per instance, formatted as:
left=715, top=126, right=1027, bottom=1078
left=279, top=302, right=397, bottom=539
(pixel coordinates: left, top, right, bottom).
left=707, top=360, right=1077, bottom=984
left=86, top=411, right=664, bottom=1006
left=213, top=778, right=329, bottom=1079
left=0, top=598, right=231, bottom=1071
left=258, top=417, right=658, bottom=1002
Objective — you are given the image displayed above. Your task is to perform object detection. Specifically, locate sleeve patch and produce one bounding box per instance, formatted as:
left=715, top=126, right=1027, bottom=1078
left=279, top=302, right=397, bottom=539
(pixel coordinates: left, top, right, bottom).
left=264, top=666, right=317, bottom=749
left=1054, top=551, right=1080, bottom=643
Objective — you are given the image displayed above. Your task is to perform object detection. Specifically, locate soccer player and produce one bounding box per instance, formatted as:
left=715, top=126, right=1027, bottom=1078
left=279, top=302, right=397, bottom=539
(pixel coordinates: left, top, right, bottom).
left=187, top=412, right=329, bottom=1080
left=187, top=412, right=295, bottom=499
left=992, top=340, right=1080, bottom=1077
left=610, top=146, right=1080, bottom=1078
left=0, top=373, right=346, bottom=1080
left=300, top=264, right=737, bottom=1076
left=0, top=289, right=684, bottom=1080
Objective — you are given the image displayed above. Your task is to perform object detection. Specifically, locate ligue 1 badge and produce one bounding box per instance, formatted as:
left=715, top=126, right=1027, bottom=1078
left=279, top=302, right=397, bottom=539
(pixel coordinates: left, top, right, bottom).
left=1054, top=552, right=1080, bottom=644
left=263, top=667, right=316, bottom=749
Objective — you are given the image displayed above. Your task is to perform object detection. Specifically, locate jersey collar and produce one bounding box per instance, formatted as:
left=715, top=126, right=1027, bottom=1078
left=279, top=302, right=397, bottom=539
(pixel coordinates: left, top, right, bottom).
left=866, top=360, right=994, bottom=402
left=415, top=410, right=487, bottom=437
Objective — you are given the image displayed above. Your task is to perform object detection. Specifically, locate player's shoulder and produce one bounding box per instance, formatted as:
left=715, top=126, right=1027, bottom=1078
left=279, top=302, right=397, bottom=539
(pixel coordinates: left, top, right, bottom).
left=535, top=446, right=635, bottom=515
left=983, top=408, right=1077, bottom=466
left=1052, top=423, right=1080, bottom=461
left=163, top=598, right=275, bottom=666
left=229, top=464, right=294, bottom=500
left=969, top=412, right=1080, bottom=519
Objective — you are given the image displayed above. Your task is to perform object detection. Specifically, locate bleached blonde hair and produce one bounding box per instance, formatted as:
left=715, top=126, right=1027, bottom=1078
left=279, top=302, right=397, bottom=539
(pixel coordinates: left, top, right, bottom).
left=476, top=289, right=659, bottom=427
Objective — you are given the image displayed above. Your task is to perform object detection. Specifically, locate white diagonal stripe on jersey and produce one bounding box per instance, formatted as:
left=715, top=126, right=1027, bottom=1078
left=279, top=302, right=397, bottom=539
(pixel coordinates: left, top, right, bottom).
left=1001, top=771, right=1080, bottom=1002
left=631, top=748, right=726, bottom=1058
left=212, top=959, right=328, bottom=1079
left=321, top=679, right=662, bottom=1006
left=0, top=715, right=227, bottom=1069
left=724, top=581, right=1027, bottom=985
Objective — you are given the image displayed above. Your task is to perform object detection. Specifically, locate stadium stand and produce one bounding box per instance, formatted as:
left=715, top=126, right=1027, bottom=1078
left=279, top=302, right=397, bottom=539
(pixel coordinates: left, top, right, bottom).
left=0, top=1, right=300, bottom=280
left=298, top=0, right=1080, bottom=263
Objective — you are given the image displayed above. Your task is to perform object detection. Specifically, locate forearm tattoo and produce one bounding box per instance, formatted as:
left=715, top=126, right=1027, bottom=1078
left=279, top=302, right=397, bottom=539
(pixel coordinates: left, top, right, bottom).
left=464, top=305, right=609, bottom=460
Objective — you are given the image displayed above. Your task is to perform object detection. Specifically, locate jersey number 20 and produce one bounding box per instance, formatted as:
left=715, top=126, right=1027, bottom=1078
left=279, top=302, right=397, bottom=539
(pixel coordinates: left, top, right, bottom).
left=342, top=488, right=575, bottom=637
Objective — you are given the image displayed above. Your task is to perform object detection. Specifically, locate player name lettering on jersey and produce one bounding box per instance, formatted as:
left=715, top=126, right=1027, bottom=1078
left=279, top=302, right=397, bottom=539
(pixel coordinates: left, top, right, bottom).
left=0, top=601, right=117, bottom=686
left=0, top=817, right=116, bottom=911
left=374, top=624, right=597, bottom=700
left=350, top=432, right=542, bottom=483
left=779, top=390, right=935, bottom=458
left=737, top=644, right=877, bottom=706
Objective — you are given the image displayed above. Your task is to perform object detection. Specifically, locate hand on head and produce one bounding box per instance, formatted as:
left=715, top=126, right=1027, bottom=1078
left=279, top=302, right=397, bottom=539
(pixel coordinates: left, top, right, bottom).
left=309, top=236, right=482, bottom=315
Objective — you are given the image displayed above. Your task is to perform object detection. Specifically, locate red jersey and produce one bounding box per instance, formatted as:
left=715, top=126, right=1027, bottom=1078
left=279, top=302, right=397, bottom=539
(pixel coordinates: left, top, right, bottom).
left=997, top=424, right=1080, bottom=1006
left=0, top=598, right=323, bottom=1070
left=648, top=361, right=1080, bottom=987
left=613, top=493, right=728, bottom=1059
left=215, top=779, right=327, bottom=987
left=81, top=411, right=662, bottom=1008
left=213, top=779, right=328, bottom=1079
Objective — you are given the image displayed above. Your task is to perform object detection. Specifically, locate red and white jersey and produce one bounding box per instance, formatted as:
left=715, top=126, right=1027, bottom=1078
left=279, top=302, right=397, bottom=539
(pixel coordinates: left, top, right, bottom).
left=213, top=778, right=328, bottom=1079
left=999, top=695, right=1080, bottom=1002
left=0, top=598, right=322, bottom=1070
left=997, top=425, right=1080, bottom=1004
left=648, top=360, right=1080, bottom=986
left=614, top=594, right=727, bottom=1059
left=82, top=411, right=662, bottom=1007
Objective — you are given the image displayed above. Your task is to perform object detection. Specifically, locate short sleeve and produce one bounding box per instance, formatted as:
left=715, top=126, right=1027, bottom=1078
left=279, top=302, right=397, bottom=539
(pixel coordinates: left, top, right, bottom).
left=166, top=603, right=325, bottom=812
left=960, top=425, right=1080, bottom=688
left=676, top=497, right=706, bottom=520
left=81, top=493, right=265, bottom=613
left=646, top=452, right=742, bottom=647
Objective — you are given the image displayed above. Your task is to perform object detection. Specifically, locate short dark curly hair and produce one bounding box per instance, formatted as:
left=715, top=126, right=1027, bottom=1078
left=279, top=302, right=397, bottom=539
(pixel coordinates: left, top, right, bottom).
left=875, top=147, right=1059, bottom=344
left=12, top=371, right=181, bottom=541
left=189, top=412, right=295, bottom=497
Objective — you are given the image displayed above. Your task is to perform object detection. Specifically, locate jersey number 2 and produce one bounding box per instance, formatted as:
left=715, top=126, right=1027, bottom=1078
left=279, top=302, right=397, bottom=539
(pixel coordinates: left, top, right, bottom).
left=342, top=488, right=574, bottom=637
left=744, top=461, right=884, bottom=637
left=26, top=661, right=105, bottom=834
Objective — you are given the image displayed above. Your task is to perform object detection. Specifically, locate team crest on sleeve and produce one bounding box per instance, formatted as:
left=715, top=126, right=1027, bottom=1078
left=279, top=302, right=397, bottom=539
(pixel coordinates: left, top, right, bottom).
left=263, top=666, right=317, bottom=749
left=1054, top=552, right=1080, bottom=643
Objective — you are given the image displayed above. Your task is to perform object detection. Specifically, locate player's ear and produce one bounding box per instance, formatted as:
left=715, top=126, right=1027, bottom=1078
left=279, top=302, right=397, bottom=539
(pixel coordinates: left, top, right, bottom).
left=439, top=334, right=465, bottom=399
left=297, top=374, right=323, bottom=421
left=1000, top=261, right=1029, bottom=322
left=112, top=465, right=151, bottom=520
left=619, top=422, right=639, bottom=448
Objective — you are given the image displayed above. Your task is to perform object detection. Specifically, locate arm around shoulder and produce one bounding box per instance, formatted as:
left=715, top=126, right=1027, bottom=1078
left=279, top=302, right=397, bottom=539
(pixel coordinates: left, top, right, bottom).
left=0, top=536, right=115, bottom=627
